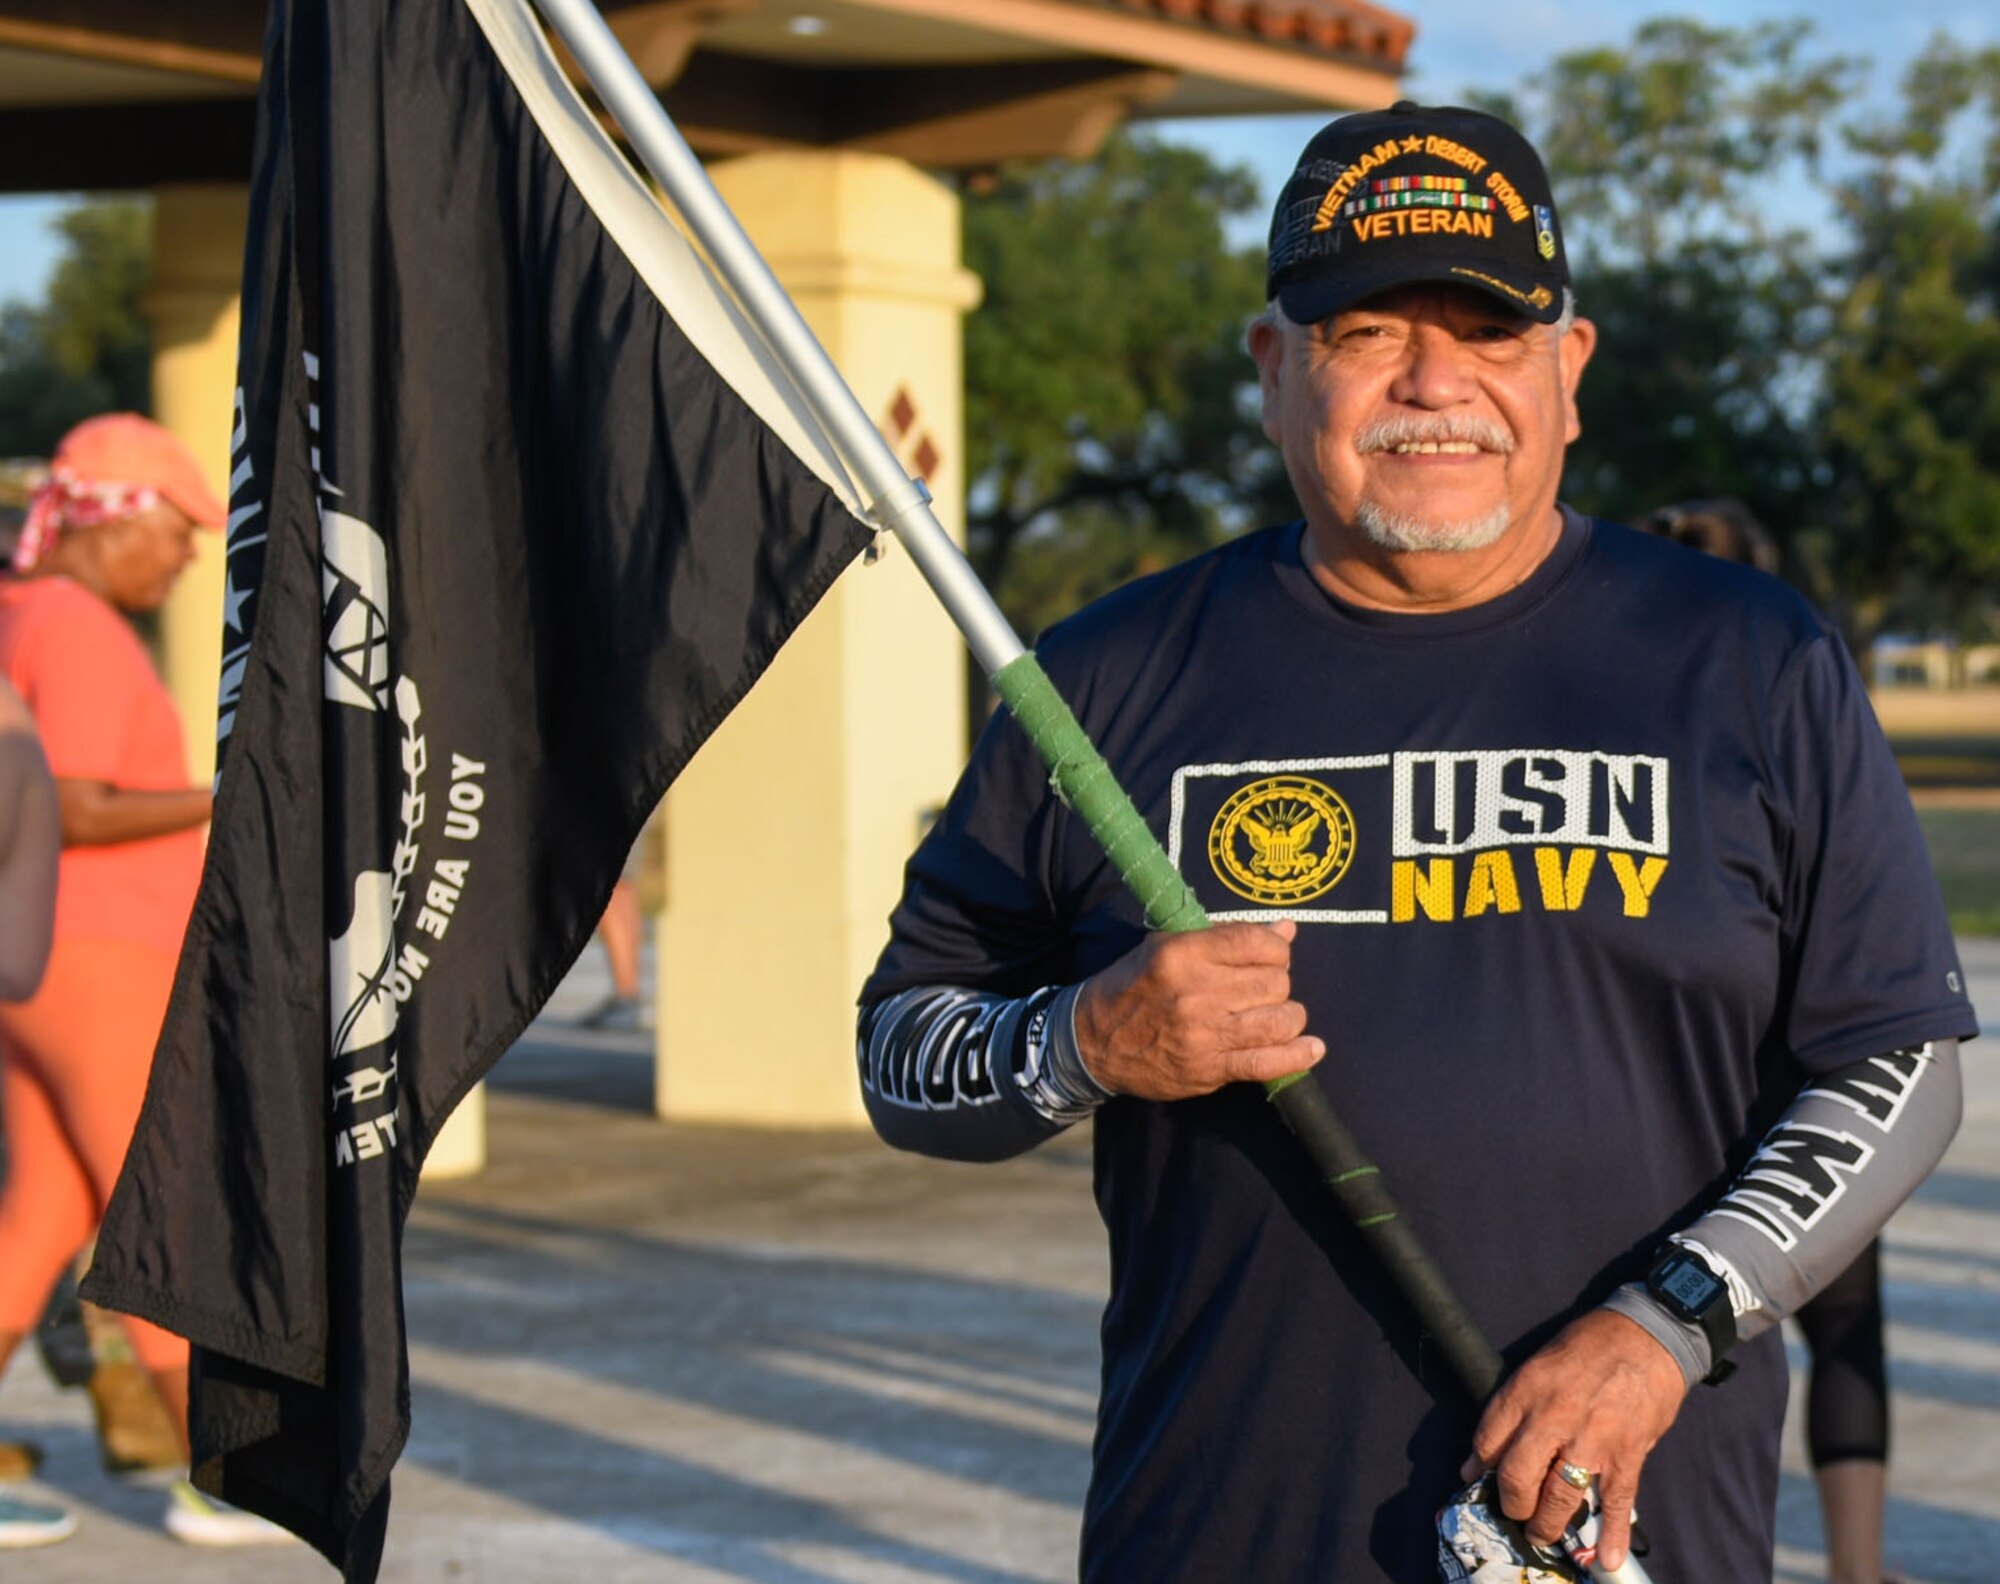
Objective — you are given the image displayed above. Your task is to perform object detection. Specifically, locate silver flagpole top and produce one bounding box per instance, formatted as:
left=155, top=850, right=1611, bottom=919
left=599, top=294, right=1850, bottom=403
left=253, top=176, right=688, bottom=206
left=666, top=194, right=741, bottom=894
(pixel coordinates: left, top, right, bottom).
left=528, top=0, right=1026, bottom=680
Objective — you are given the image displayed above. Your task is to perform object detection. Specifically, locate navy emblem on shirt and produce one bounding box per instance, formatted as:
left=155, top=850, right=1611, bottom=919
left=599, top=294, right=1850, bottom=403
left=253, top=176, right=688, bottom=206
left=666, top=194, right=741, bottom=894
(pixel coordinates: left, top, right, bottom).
left=1207, top=775, right=1357, bottom=906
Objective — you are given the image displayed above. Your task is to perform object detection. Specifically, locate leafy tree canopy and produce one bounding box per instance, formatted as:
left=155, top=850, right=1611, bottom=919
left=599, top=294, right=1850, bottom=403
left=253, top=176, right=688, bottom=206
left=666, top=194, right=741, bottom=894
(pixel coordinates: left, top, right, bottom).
left=1469, top=25, right=2000, bottom=646
left=1481, top=20, right=1855, bottom=586
left=962, top=133, right=1288, bottom=637
left=1477, top=19, right=1859, bottom=268
left=1820, top=39, right=2000, bottom=641
left=0, top=197, right=152, bottom=462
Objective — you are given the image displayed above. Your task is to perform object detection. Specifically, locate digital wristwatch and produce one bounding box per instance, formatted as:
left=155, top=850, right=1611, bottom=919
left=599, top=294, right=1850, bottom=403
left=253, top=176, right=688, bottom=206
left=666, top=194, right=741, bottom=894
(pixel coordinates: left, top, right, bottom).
left=1644, top=1244, right=1737, bottom=1385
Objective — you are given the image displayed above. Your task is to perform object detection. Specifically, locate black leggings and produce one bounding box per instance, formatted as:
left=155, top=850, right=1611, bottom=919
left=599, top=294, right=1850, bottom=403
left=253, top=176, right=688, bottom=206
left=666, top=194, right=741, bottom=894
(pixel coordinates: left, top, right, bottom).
left=1795, top=1238, right=1889, bottom=1467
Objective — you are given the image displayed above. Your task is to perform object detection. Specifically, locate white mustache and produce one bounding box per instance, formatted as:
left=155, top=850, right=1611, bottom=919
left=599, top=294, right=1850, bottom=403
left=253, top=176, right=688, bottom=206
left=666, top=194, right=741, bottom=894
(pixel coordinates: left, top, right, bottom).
left=1355, top=416, right=1514, bottom=454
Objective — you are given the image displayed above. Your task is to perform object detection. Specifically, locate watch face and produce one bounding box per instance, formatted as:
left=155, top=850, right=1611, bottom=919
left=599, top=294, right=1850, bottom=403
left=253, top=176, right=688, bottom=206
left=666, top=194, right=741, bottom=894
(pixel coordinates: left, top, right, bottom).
left=1658, top=1257, right=1719, bottom=1313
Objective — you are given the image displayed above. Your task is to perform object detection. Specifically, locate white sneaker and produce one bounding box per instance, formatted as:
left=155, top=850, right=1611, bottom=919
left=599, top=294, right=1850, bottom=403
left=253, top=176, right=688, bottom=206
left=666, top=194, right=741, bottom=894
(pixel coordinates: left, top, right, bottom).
left=0, top=1491, right=78, bottom=1548
left=164, top=1479, right=299, bottom=1546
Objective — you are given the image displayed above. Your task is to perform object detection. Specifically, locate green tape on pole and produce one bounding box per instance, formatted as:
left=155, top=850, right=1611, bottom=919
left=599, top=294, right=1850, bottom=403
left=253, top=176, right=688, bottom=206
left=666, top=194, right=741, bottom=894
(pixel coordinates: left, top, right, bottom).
left=993, top=654, right=1207, bottom=935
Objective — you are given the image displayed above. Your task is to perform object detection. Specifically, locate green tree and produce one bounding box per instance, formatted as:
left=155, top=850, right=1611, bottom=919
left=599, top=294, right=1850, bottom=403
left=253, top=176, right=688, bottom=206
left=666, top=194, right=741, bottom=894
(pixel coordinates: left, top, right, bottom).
left=0, top=197, right=153, bottom=459
left=1482, top=20, right=1856, bottom=268
left=1819, top=39, right=2000, bottom=644
left=1481, top=21, right=1857, bottom=559
left=962, top=133, right=1286, bottom=638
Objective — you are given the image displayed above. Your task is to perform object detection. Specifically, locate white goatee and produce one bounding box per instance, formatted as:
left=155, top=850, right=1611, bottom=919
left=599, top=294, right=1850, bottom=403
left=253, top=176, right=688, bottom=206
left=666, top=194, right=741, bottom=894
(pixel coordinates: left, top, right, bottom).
left=1355, top=500, right=1513, bottom=553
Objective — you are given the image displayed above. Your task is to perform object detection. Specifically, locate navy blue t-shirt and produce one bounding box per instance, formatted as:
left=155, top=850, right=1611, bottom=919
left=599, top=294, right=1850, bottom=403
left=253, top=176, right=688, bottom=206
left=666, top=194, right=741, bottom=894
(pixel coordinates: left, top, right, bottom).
left=864, top=513, right=1977, bottom=1583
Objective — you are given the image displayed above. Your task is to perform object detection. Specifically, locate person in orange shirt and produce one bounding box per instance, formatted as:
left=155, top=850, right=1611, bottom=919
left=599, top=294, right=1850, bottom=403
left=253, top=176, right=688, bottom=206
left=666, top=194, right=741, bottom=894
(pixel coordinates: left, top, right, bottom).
left=0, top=414, right=288, bottom=1549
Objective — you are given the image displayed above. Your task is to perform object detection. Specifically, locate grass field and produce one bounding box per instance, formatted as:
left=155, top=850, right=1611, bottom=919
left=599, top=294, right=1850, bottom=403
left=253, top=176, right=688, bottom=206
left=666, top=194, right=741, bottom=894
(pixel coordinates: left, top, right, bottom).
left=1915, top=807, right=2000, bottom=939
left=1874, top=687, right=2000, bottom=938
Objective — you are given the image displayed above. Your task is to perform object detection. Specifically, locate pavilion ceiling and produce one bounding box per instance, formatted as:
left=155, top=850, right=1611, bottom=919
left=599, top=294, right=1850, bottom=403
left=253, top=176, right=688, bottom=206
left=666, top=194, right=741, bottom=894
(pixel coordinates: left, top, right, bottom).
left=0, top=0, right=1410, bottom=191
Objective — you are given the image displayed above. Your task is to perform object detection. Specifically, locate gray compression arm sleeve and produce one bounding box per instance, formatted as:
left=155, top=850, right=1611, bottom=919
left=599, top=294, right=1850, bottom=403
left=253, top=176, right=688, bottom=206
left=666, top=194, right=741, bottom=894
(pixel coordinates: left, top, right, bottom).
left=857, top=983, right=1111, bottom=1162
left=1603, top=1040, right=1963, bottom=1386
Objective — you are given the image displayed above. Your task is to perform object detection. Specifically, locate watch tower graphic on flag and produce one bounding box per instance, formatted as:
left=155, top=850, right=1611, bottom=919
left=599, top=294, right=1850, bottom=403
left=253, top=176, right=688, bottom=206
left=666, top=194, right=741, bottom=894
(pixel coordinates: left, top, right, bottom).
left=322, top=511, right=393, bottom=713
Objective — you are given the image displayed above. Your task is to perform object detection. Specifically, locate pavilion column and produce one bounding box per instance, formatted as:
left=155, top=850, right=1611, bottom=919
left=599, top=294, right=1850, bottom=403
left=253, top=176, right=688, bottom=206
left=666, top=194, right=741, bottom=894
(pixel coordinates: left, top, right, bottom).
left=147, top=183, right=247, bottom=788
left=146, top=183, right=486, bottom=1175
left=655, top=152, right=982, bottom=1126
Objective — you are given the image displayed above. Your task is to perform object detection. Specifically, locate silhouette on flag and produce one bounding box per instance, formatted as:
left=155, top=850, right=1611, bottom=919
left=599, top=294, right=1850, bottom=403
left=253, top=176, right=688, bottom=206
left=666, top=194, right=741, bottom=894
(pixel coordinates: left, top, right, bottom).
left=82, top=0, right=873, bottom=1574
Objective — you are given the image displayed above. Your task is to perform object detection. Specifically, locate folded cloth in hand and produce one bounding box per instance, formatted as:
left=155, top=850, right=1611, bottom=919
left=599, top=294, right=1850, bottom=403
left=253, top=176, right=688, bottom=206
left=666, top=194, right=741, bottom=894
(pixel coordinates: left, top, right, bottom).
left=1437, top=1474, right=1588, bottom=1583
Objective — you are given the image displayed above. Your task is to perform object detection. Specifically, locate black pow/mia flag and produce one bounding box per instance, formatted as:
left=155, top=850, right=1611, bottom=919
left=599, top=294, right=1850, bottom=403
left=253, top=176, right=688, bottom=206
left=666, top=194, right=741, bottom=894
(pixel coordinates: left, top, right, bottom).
left=81, top=0, right=872, bottom=1574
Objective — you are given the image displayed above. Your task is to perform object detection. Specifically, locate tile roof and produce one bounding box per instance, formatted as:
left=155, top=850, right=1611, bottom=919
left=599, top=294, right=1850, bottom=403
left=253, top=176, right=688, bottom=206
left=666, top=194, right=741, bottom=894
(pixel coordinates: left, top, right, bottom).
left=1094, top=0, right=1415, bottom=72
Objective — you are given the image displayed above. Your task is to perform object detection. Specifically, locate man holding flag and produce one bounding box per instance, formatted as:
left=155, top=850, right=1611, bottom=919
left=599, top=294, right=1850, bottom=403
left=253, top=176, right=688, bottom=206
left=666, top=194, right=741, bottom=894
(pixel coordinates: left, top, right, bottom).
left=71, top=0, right=1976, bottom=1573
left=859, top=102, right=1976, bottom=1582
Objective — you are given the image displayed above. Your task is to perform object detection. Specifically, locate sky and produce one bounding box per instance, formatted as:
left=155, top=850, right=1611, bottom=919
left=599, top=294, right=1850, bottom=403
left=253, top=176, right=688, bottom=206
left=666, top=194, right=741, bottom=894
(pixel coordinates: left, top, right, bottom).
left=0, top=0, right=1992, bottom=307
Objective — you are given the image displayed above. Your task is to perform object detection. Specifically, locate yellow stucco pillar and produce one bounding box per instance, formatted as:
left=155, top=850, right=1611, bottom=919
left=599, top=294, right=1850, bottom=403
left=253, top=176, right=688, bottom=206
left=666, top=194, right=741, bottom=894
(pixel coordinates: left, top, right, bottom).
left=147, top=184, right=246, bottom=786
left=656, top=152, right=981, bottom=1126
left=147, top=184, right=485, bottom=1175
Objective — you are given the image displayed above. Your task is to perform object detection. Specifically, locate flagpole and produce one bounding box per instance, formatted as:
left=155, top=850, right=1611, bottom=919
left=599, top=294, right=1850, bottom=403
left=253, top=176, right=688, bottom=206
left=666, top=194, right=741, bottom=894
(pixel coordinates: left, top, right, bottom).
left=530, top=0, right=1497, bottom=1380
left=527, top=13, right=1658, bottom=1577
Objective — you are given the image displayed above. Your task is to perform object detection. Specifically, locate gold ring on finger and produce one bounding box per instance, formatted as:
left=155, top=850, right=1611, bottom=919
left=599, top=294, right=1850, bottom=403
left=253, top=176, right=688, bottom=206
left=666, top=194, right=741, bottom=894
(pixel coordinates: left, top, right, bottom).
left=1553, top=1459, right=1594, bottom=1491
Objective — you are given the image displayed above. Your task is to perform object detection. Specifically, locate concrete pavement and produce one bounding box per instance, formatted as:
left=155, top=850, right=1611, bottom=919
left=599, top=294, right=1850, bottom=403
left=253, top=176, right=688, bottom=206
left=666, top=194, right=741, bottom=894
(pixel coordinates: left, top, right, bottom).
left=3, top=939, right=1996, bottom=1582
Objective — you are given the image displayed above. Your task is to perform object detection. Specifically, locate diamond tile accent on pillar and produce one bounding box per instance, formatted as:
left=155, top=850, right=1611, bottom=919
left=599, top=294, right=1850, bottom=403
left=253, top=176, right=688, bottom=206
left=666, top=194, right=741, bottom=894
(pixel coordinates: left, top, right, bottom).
left=882, top=386, right=944, bottom=484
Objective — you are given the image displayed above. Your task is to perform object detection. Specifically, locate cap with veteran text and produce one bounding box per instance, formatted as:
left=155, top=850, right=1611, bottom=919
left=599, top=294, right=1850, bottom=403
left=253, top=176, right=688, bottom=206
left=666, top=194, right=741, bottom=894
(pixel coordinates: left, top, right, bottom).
left=1266, top=100, right=1569, bottom=325
left=51, top=412, right=227, bottom=528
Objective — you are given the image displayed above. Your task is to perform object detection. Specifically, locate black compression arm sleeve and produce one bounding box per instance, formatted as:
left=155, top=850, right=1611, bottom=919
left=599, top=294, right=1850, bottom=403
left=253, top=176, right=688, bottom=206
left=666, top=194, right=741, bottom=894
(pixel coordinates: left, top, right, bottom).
left=856, top=983, right=1109, bottom=1162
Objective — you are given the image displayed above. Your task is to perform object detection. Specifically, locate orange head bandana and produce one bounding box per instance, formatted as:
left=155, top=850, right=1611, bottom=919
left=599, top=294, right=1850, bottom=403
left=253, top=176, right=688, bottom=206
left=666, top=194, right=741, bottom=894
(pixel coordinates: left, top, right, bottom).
left=12, top=413, right=226, bottom=573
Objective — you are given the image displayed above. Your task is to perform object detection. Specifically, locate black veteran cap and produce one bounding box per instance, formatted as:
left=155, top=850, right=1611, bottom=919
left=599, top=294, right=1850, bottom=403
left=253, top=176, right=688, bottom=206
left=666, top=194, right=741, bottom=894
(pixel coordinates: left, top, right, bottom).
left=1266, top=100, right=1569, bottom=325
